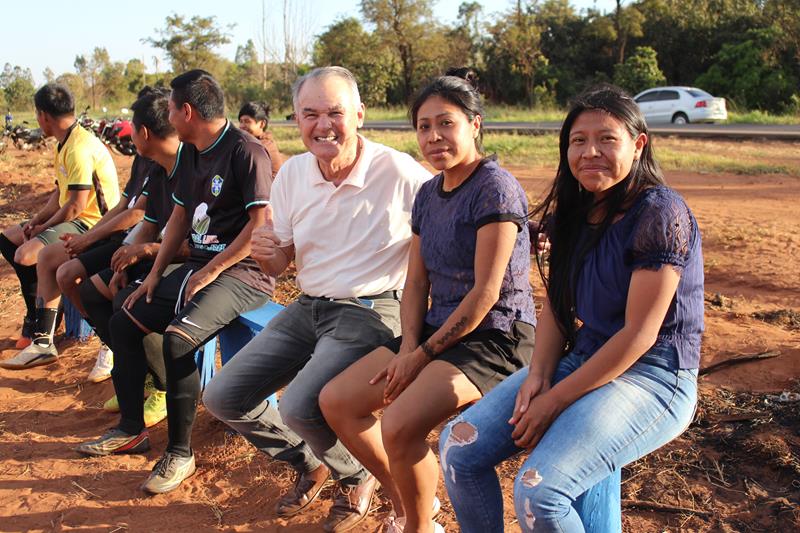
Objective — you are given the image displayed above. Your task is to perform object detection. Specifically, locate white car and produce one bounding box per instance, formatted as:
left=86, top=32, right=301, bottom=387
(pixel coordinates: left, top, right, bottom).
left=633, top=86, right=727, bottom=125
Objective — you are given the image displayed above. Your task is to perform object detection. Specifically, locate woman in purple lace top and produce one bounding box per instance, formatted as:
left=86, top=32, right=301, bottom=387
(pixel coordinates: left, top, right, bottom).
left=321, top=74, right=535, bottom=533
left=440, top=85, right=703, bottom=532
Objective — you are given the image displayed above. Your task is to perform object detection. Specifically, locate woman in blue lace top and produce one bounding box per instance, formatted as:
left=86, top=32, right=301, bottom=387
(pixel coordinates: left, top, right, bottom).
left=439, top=85, right=704, bottom=532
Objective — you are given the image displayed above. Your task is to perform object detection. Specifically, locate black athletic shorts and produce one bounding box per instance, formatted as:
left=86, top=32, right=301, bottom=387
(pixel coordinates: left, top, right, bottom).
left=383, top=321, right=535, bottom=396
left=76, top=232, right=127, bottom=276
left=96, top=260, right=154, bottom=288
left=113, top=262, right=270, bottom=346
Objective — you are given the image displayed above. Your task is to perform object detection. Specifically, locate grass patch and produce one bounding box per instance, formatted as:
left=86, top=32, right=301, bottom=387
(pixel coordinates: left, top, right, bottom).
left=727, top=110, right=800, bottom=125
left=273, top=125, right=800, bottom=177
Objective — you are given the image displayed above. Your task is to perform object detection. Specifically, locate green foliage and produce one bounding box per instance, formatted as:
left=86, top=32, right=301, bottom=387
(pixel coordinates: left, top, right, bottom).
left=360, top=0, right=445, bottom=102
left=313, top=17, right=397, bottom=106
left=613, top=46, right=666, bottom=94
left=696, top=28, right=798, bottom=112
left=144, top=14, right=232, bottom=75
left=0, top=64, right=35, bottom=111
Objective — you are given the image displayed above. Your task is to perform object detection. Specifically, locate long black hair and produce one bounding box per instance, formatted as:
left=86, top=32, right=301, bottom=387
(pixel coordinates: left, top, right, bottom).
left=532, top=84, right=666, bottom=350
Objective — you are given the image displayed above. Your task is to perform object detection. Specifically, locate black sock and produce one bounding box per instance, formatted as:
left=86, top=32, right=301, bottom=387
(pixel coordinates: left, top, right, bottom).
left=163, top=331, right=201, bottom=457
left=33, top=307, right=58, bottom=347
left=0, top=234, right=37, bottom=321
left=109, top=311, right=148, bottom=435
left=142, top=333, right=168, bottom=392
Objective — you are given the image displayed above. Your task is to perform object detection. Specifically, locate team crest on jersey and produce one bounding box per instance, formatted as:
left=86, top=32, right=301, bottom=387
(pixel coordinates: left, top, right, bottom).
left=211, top=175, right=224, bottom=197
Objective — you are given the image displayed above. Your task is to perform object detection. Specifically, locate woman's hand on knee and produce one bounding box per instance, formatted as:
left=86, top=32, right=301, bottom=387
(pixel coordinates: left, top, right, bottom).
left=510, top=390, right=563, bottom=450
left=372, top=350, right=430, bottom=405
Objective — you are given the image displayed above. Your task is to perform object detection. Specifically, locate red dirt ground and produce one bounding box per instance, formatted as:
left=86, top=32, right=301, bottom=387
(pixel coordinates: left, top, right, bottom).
left=0, top=140, right=798, bottom=532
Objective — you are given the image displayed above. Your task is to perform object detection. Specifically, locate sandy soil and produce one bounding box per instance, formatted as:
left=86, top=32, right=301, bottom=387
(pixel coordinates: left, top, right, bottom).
left=0, top=140, right=798, bottom=532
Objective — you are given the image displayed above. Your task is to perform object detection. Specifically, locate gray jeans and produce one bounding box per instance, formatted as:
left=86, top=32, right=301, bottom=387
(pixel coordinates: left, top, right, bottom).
left=203, top=294, right=400, bottom=484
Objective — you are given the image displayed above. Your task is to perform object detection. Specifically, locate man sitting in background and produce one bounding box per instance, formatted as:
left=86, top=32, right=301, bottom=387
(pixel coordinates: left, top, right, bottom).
left=0, top=83, right=119, bottom=369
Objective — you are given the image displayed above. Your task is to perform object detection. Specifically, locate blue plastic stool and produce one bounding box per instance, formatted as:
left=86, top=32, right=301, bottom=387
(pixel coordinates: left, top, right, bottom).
left=63, top=298, right=94, bottom=341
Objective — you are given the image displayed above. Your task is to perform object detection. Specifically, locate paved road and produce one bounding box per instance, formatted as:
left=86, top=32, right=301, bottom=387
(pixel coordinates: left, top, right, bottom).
left=275, top=120, right=800, bottom=141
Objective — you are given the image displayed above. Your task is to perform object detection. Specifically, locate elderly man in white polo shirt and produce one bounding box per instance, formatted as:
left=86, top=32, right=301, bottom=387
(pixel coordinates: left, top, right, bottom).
left=202, top=66, right=431, bottom=532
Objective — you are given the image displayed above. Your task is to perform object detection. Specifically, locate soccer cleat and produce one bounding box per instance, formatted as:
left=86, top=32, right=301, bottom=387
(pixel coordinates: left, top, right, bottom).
left=87, top=345, right=113, bottom=383
left=76, top=428, right=150, bottom=456
left=0, top=342, right=58, bottom=370
left=143, top=390, right=167, bottom=427
left=141, top=452, right=196, bottom=494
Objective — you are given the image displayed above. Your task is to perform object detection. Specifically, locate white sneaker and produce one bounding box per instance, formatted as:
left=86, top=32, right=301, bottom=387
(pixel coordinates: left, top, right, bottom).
left=87, top=345, right=113, bottom=383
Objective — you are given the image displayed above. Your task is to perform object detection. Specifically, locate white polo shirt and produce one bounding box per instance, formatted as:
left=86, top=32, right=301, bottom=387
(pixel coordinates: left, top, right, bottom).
left=271, top=135, right=432, bottom=299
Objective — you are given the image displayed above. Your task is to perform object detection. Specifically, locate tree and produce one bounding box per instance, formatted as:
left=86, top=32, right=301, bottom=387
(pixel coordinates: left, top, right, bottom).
left=224, top=39, right=268, bottom=107
left=483, top=1, right=550, bottom=106
left=124, top=59, right=147, bottom=95
left=55, top=73, right=87, bottom=104
left=313, top=17, right=398, bottom=106
left=445, top=2, right=484, bottom=69
left=696, top=27, right=798, bottom=112
left=43, top=67, right=56, bottom=83
left=613, top=46, right=665, bottom=94
left=75, top=48, right=112, bottom=108
left=612, top=0, right=644, bottom=64
left=360, top=0, right=437, bottom=102
left=0, top=64, right=36, bottom=111
left=144, top=14, right=233, bottom=75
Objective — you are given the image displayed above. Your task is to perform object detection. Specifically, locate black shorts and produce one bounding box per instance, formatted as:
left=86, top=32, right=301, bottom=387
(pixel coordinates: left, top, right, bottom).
left=76, top=233, right=126, bottom=276
left=384, top=321, right=535, bottom=395
left=113, top=262, right=270, bottom=346
left=96, top=260, right=154, bottom=288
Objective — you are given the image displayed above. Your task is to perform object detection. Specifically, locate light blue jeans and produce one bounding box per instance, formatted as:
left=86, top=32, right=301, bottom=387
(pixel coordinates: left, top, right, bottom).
left=439, top=344, right=698, bottom=532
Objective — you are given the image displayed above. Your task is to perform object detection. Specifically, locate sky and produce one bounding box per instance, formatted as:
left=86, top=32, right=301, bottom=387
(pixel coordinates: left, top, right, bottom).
left=4, top=0, right=616, bottom=85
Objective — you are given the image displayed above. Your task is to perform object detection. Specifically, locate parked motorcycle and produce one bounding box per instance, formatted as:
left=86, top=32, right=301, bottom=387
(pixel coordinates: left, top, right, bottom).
left=94, top=108, right=136, bottom=156
left=8, top=121, right=47, bottom=151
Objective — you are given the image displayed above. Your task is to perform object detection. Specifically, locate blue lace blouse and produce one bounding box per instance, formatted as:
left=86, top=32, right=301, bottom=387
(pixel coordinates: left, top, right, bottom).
left=573, top=186, right=704, bottom=369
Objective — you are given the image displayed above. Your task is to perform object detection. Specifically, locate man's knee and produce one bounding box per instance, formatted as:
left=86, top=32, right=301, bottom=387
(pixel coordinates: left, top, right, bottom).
left=278, top=385, right=324, bottom=433
left=14, top=240, right=43, bottom=266
left=56, top=260, right=85, bottom=291
left=2, top=225, right=24, bottom=246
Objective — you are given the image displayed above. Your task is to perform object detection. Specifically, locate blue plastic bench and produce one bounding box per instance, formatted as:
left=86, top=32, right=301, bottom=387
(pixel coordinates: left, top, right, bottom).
left=63, top=298, right=94, bottom=341
left=195, top=301, right=285, bottom=395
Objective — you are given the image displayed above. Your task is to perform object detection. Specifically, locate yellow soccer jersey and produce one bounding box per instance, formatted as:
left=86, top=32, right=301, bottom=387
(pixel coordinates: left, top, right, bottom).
left=54, top=124, right=120, bottom=227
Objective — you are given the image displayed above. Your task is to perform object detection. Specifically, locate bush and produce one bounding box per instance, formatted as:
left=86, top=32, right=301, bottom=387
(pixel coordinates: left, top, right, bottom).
left=612, top=47, right=666, bottom=96
left=695, top=28, right=798, bottom=113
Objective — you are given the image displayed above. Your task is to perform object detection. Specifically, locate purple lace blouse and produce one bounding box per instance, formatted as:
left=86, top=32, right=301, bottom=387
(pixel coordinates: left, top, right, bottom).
left=573, top=186, right=704, bottom=369
left=411, top=158, right=536, bottom=332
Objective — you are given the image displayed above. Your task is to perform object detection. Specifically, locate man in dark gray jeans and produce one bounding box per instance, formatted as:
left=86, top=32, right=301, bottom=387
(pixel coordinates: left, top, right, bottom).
left=202, top=66, right=430, bottom=532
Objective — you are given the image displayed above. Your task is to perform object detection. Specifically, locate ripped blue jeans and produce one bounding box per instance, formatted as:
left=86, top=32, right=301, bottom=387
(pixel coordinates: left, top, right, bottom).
left=439, top=344, right=698, bottom=532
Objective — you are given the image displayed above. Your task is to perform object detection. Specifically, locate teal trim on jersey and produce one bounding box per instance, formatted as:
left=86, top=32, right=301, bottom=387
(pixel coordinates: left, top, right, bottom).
left=143, top=215, right=158, bottom=223
left=245, top=200, right=270, bottom=210
left=121, top=191, right=129, bottom=197
left=168, top=142, right=183, bottom=180
left=172, top=192, right=184, bottom=206
left=199, top=122, right=230, bottom=155
left=142, top=190, right=150, bottom=196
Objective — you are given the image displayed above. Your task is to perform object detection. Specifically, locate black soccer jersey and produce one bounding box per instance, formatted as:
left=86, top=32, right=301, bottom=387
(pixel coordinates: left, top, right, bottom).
left=171, top=122, right=274, bottom=294
left=123, top=155, right=156, bottom=210
left=142, top=143, right=183, bottom=237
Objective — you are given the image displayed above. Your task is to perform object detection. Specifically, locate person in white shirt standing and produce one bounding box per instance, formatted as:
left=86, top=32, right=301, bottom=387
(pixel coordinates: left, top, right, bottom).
left=202, top=66, right=431, bottom=532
